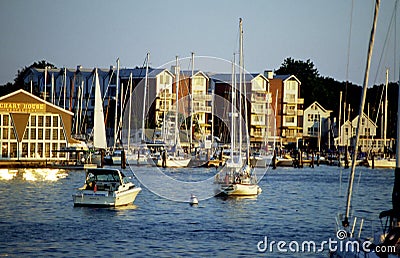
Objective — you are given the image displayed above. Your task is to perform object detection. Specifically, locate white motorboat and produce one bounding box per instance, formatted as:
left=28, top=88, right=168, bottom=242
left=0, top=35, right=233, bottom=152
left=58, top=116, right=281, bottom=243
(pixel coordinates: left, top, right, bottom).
left=72, top=168, right=141, bottom=207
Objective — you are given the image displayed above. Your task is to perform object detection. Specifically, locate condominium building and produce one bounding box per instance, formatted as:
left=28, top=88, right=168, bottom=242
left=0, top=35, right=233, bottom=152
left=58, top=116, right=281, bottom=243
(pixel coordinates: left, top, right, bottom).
left=266, top=71, right=304, bottom=147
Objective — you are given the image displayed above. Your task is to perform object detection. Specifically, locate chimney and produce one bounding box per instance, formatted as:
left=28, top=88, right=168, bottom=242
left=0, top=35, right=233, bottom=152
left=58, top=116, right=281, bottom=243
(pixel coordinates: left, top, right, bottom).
left=264, top=70, right=274, bottom=79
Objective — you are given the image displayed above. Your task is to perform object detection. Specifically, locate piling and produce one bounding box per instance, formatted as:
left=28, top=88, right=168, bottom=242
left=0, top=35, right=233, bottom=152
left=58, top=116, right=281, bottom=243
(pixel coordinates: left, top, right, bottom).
left=121, top=149, right=126, bottom=169
left=311, top=151, right=314, bottom=168
left=371, top=152, right=375, bottom=169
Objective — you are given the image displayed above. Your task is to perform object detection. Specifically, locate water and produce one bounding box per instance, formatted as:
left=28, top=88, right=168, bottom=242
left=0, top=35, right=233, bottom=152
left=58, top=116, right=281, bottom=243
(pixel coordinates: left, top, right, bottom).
left=0, top=165, right=394, bottom=257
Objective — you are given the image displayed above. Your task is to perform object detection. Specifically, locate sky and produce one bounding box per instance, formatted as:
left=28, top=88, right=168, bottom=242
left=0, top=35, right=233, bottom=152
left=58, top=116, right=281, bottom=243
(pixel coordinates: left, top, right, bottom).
left=0, top=0, right=399, bottom=86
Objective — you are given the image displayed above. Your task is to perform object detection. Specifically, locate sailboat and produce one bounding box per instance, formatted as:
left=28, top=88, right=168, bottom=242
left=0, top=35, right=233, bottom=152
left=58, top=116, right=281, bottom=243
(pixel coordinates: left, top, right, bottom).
left=367, top=68, right=396, bottom=168
left=126, top=53, right=152, bottom=166
left=156, top=56, right=191, bottom=168
left=331, top=0, right=400, bottom=256
left=214, top=18, right=262, bottom=196
left=90, top=69, right=108, bottom=167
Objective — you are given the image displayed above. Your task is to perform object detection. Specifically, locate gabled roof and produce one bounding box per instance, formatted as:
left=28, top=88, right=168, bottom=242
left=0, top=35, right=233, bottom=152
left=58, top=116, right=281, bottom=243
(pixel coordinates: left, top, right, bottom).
left=273, top=74, right=301, bottom=85
left=180, top=70, right=209, bottom=80
left=305, top=101, right=332, bottom=114
left=0, top=89, right=74, bottom=116
left=351, top=112, right=377, bottom=127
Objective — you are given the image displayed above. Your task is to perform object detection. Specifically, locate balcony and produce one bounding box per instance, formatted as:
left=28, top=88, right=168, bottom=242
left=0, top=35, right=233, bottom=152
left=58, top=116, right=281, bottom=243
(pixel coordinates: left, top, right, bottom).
left=251, top=106, right=268, bottom=114
left=192, top=94, right=212, bottom=101
left=158, top=92, right=176, bottom=99
left=251, top=94, right=267, bottom=102
left=193, top=106, right=212, bottom=113
left=250, top=131, right=265, bottom=138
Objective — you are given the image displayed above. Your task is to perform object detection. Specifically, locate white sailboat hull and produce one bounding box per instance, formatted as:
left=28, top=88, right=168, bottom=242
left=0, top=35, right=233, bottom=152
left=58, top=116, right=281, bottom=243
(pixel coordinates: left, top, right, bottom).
left=216, top=183, right=262, bottom=196
left=156, top=156, right=191, bottom=168
left=367, top=159, right=396, bottom=168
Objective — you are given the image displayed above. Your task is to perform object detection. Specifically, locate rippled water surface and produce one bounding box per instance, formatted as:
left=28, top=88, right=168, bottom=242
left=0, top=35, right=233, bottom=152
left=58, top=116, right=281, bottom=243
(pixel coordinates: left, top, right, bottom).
left=0, top=166, right=394, bottom=257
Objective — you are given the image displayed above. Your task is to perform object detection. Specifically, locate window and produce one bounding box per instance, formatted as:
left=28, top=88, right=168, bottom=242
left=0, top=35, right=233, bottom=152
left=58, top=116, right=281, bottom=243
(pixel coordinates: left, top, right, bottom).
left=38, top=128, right=43, bottom=140
left=38, top=116, right=43, bottom=127
left=193, top=77, right=204, bottom=86
left=3, top=128, right=8, bottom=140
left=45, top=129, right=51, bottom=140
left=3, top=115, right=9, bottom=126
left=60, top=129, right=65, bottom=140
left=45, top=143, right=50, bottom=158
left=30, top=128, right=36, bottom=140
left=285, top=117, right=295, bottom=123
left=37, top=143, right=43, bottom=158
left=22, top=143, right=28, bottom=158
left=285, top=94, right=295, bottom=103
left=52, top=129, right=58, bottom=140
left=10, top=143, right=17, bottom=158
left=2, top=143, right=8, bottom=158
left=46, top=116, right=51, bottom=127
left=31, top=116, right=36, bottom=126
left=30, top=143, right=35, bottom=157
left=52, top=143, right=58, bottom=158
left=53, top=116, right=58, bottom=127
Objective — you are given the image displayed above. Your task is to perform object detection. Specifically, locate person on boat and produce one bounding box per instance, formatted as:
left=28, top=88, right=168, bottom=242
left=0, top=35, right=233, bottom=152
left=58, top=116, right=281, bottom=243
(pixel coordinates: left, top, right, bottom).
left=162, top=149, right=167, bottom=168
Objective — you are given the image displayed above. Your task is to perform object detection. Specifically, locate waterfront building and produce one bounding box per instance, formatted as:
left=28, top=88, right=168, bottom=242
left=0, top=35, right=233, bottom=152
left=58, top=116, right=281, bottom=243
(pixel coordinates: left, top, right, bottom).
left=179, top=70, right=211, bottom=146
left=266, top=71, right=304, bottom=148
left=0, top=89, right=76, bottom=161
left=334, top=112, right=393, bottom=153
left=210, top=73, right=271, bottom=150
left=303, top=101, right=332, bottom=150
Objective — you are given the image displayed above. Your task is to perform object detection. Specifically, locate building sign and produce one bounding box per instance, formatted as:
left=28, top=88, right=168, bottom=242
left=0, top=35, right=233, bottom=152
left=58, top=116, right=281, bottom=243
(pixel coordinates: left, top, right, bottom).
left=0, top=103, right=45, bottom=113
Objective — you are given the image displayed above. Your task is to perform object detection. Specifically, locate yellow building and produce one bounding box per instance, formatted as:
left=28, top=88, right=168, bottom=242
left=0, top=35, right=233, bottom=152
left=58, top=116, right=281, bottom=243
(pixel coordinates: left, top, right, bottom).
left=0, top=89, right=76, bottom=161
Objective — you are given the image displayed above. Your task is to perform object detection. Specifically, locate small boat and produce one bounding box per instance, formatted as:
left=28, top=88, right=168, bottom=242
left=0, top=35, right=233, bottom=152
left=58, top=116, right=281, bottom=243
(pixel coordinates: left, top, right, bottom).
left=214, top=19, right=262, bottom=197
left=156, top=152, right=191, bottom=168
left=72, top=168, right=141, bottom=207
left=367, top=157, right=396, bottom=168
left=215, top=163, right=262, bottom=196
left=104, top=149, right=124, bottom=165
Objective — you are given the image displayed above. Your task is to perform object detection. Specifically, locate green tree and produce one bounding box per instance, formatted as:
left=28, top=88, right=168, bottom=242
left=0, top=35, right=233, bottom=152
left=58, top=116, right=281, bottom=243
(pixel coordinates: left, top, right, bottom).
left=275, top=57, right=320, bottom=107
left=0, top=60, right=56, bottom=97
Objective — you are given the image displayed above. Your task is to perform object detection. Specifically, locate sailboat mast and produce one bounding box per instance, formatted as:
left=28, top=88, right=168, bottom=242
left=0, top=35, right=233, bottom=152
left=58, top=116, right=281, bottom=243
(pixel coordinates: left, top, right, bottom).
left=190, top=52, right=194, bottom=152
left=344, top=0, right=380, bottom=227
left=44, top=66, right=47, bottom=101
left=338, top=91, right=342, bottom=147
left=63, top=68, right=67, bottom=109
left=394, top=65, right=400, bottom=217
left=238, top=18, right=243, bottom=161
left=240, top=18, right=250, bottom=163
left=384, top=68, right=388, bottom=155
left=141, top=53, right=150, bottom=143
left=114, top=58, right=120, bottom=149
left=128, top=72, right=133, bottom=149
left=231, top=55, right=236, bottom=161
left=175, top=56, right=180, bottom=154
